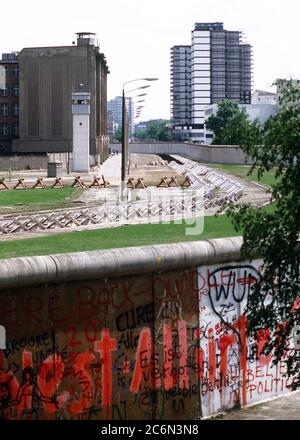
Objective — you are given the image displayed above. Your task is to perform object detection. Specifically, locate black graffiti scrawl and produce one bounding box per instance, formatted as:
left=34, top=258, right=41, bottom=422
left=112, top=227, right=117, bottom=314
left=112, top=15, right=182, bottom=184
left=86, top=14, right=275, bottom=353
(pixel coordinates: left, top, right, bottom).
left=207, top=265, right=260, bottom=324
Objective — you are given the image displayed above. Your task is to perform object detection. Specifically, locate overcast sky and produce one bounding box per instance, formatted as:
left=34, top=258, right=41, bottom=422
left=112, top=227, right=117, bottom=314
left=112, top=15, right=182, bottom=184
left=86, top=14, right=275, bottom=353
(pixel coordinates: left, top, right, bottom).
left=1, top=0, right=299, bottom=120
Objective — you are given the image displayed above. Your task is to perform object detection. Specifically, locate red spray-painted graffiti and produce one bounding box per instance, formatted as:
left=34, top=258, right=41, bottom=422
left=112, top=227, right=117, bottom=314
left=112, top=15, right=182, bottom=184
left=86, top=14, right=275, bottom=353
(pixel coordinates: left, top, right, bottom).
left=198, top=263, right=296, bottom=417
left=94, top=329, right=117, bottom=419
left=0, top=264, right=296, bottom=419
left=1, top=316, right=293, bottom=419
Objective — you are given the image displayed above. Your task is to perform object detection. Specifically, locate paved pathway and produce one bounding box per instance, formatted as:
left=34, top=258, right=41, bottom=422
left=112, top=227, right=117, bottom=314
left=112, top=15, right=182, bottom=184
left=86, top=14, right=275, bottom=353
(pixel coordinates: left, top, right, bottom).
left=77, top=155, right=121, bottom=204
left=221, top=391, right=300, bottom=420
left=97, top=154, right=121, bottom=184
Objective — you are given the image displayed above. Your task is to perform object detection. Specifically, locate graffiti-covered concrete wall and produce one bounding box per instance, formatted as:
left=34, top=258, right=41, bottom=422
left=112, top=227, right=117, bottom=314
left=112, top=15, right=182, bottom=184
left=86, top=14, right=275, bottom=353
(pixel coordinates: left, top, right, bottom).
left=198, top=261, right=294, bottom=417
left=0, top=238, right=294, bottom=420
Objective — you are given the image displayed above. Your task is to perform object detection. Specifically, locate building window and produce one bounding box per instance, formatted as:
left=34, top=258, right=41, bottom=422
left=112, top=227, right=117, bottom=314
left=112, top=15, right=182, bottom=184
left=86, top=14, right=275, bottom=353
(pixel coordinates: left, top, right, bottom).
left=0, top=103, right=8, bottom=117
left=12, top=83, right=19, bottom=97
left=0, top=123, right=9, bottom=136
left=13, top=122, right=19, bottom=137
left=12, top=103, right=19, bottom=116
left=0, top=86, right=8, bottom=97
left=13, top=66, right=19, bottom=79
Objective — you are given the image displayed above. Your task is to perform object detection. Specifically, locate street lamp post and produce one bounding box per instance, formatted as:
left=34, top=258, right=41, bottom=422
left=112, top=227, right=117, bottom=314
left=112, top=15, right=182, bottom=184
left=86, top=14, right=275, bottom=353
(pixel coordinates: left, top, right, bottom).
left=121, top=88, right=127, bottom=182
left=121, top=78, right=158, bottom=182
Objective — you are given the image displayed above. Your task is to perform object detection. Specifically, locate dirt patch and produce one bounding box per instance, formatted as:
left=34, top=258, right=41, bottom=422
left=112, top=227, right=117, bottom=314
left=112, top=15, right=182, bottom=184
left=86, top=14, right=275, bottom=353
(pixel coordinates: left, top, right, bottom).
left=128, top=154, right=185, bottom=186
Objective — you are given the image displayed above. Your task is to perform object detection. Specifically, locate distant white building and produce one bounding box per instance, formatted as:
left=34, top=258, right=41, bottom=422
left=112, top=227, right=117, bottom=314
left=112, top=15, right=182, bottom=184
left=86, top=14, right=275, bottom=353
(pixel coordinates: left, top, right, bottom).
left=252, top=89, right=277, bottom=105
left=276, top=79, right=300, bottom=108
left=204, top=91, right=278, bottom=144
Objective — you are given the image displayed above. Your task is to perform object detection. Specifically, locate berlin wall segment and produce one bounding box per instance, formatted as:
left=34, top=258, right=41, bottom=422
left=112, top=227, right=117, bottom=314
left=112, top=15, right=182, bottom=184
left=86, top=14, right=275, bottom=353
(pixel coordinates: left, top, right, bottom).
left=0, top=239, right=295, bottom=420
left=198, top=262, right=295, bottom=417
left=0, top=270, right=200, bottom=420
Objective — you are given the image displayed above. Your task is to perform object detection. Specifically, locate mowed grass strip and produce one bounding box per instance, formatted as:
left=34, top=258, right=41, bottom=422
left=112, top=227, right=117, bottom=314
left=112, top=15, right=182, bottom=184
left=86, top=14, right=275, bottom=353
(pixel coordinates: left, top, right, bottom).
left=0, top=214, right=240, bottom=260
left=0, top=187, right=82, bottom=213
left=204, top=164, right=280, bottom=187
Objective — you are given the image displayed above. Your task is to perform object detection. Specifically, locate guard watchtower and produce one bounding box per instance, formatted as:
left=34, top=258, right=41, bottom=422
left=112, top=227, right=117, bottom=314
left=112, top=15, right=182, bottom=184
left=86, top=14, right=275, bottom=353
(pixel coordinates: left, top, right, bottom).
left=72, top=92, right=91, bottom=173
left=76, top=32, right=96, bottom=47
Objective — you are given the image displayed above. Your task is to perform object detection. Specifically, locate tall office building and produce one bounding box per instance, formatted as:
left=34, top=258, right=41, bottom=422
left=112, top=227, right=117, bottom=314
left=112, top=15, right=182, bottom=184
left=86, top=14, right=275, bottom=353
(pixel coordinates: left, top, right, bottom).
left=170, top=46, right=191, bottom=125
left=107, top=96, right=134, bottom=137
left=14, top=33, right=110, bottom=164
left=171, top=22, right=253, bottom=141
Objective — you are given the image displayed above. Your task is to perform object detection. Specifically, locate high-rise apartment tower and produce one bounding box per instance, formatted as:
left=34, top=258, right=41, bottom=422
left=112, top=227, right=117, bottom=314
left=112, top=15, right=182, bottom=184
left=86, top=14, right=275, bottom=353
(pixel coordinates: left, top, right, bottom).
left=171, top=22, right=253, bottom=141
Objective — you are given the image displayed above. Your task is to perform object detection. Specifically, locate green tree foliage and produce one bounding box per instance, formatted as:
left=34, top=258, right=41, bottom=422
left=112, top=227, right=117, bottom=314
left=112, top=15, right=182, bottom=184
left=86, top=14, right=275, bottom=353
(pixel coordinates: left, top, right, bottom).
left=135, top=119, right=171, bottom=142
left=226, top=79, right=300, bottom=388
left=134, top=129, right=148, bottom=141
left=113, top=127, right=123, bottom=142
left=206, top=99, right=259, bottom=145
left=113, top=127, right=133, bottom=142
